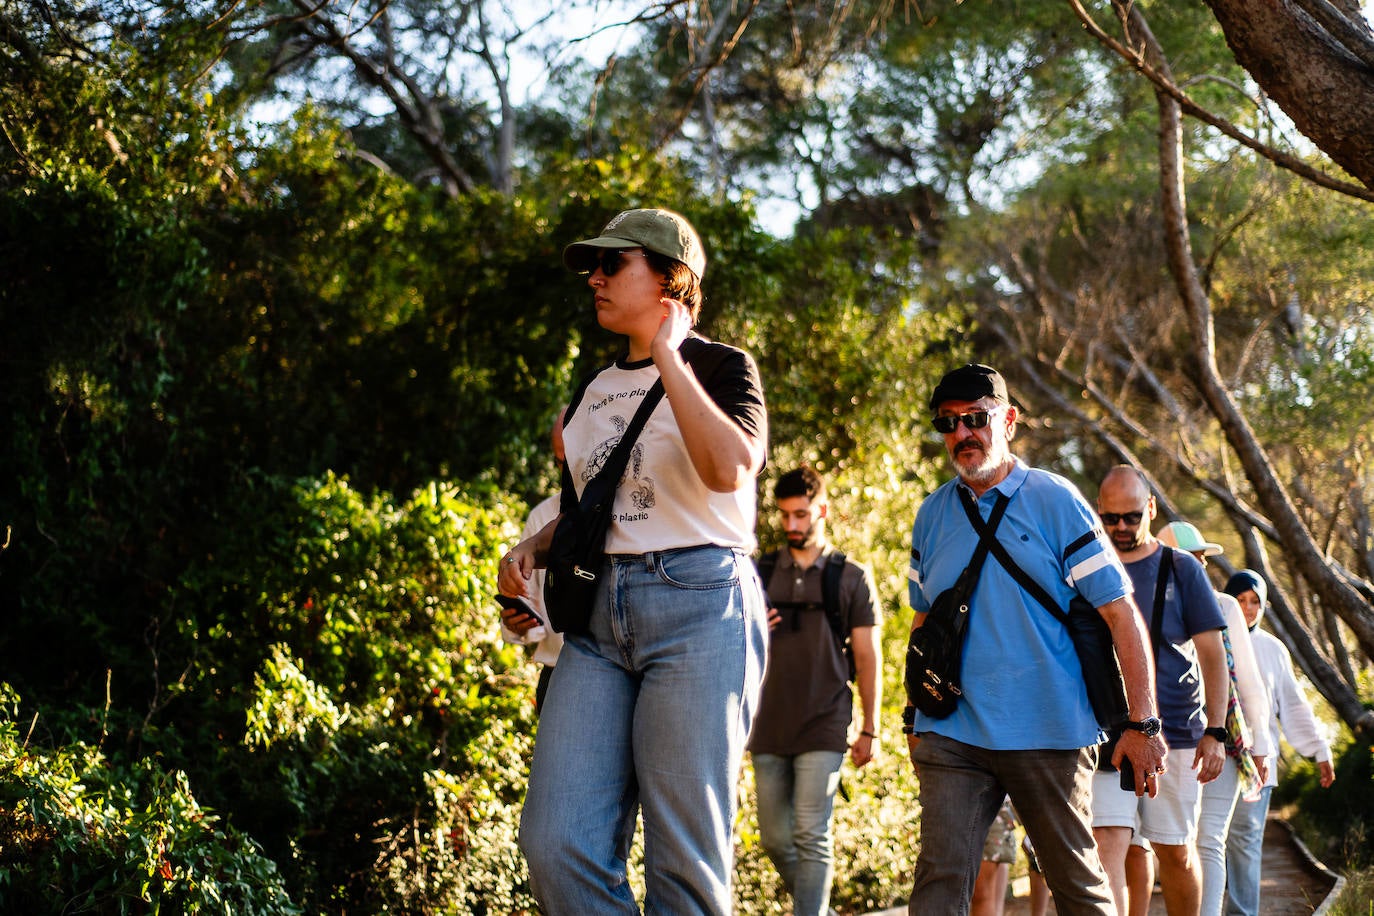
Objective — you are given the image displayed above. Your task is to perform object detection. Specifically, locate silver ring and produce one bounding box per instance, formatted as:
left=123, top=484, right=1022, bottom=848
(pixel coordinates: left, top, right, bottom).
left=503, top=555, right=516, bottom=565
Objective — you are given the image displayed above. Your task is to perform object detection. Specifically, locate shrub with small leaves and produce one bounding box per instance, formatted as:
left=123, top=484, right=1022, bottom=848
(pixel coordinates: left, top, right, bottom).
left=0, top=684, right=299, bottom=915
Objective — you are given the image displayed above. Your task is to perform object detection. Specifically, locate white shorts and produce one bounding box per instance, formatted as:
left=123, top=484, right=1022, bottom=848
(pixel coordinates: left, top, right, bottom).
left=1091, top=763, right=1202, bottom=847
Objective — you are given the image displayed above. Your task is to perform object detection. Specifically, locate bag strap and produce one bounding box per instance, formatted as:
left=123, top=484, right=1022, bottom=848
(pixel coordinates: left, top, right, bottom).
left=957, top=486, right=1070, bottom=624
left=1149, top=546, right=1173, bottom=664
left=821, top=550, right=847, bottom=640
left=572, top=336, right=723, bottom=510
left=948, top=489, right=1011, bottom=603
left=963, top=489, right=1173, bottom=670
left=580, top=378, right=665, bottom=499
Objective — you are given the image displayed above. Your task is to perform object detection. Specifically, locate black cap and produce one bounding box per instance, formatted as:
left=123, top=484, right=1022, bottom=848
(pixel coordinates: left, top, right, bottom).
left=929, top=364, right=1009, bottom=410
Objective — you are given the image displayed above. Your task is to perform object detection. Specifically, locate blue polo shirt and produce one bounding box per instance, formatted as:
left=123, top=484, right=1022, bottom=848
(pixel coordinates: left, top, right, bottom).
left=908, top=459, right=1131, bottom=750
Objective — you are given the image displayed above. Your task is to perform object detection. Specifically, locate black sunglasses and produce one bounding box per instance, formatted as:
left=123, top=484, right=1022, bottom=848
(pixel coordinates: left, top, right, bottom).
left=592, top=248, right=648, bottom=276
left=1099, top=511, right=1145, bottom=527
left=931, top=410, right=995, bottom=434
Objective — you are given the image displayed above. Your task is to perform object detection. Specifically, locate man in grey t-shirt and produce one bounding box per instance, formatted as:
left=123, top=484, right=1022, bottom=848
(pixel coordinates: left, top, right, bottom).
left=748, top=466, right=882, bottom=916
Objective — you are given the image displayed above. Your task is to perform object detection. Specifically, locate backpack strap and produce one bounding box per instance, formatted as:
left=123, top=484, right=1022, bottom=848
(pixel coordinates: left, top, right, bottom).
left=821, top=549, right=848, bottom=641
left=756, top=547, right=857, bottom=678
left=821, top=550, right=852, bottom=677
left=1149, top=547, right=1174, bottom=664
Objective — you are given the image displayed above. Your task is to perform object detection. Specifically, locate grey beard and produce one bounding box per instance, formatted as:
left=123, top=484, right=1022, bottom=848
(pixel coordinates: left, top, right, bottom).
left=956, top=456, right=1006, bottom=486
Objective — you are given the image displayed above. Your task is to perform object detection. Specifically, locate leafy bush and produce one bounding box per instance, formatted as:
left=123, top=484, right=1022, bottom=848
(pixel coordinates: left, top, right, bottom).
left=190, top=474, right=542, bottom=913
left=0, top=684, right=298, bottom=915
left=1281, top=734, right=1374, bottom=872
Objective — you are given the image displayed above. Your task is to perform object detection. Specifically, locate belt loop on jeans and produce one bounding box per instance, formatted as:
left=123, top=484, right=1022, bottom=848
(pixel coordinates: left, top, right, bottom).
left=642, top=551, right=656, bottom=572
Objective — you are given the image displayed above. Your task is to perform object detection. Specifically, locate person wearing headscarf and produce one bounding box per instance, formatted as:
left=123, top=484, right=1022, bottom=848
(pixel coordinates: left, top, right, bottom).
left=1221, top=570, right=1334, bottom=916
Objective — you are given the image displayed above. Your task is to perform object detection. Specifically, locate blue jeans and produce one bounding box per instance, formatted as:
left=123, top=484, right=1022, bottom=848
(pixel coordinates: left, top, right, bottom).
left=1224, top=784, right=1272, bottom=916
left=519, top=546, right=768, bottom=915
left=908, top=734, right=1114, bottom=916
left=753, top=750, right=846, bottom=916
left=1198, top=755, right=1241, bottom=916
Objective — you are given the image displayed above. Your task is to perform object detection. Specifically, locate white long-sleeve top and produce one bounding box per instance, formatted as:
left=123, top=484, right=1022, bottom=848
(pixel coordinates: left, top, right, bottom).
left=1218, top=592, right=1272, bottom=758
left=1252, top=627, right=1332, bottom=788
left=500, top=494, right=564, bottom=667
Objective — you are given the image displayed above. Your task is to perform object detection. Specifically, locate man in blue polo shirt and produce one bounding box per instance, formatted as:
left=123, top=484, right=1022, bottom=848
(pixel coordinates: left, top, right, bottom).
left=904, top=364, right=1167, bottom=916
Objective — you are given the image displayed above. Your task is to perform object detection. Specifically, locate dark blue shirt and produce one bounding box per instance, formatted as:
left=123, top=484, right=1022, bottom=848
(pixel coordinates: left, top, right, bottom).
left=1124, top=545, right=1225, bottom=749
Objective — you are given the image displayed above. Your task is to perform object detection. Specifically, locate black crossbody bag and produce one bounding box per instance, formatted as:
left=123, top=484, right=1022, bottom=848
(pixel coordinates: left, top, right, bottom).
left=904, top=491, right=1010, bottom=718
left=543, top=380, right=665, bottom=635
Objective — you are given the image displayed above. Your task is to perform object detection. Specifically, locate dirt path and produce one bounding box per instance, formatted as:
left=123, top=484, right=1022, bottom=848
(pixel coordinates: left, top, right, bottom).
left=867, top=816, right=1340, bottom=915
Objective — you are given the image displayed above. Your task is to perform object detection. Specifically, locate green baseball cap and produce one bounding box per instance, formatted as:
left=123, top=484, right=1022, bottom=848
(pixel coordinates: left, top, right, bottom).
left=563, top=208, right=706, bottom=280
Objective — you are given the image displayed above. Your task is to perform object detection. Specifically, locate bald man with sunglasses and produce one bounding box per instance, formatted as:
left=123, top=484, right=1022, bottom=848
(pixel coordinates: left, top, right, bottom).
left=904, top=365, right=1165, bottom=916
left=1091, top=467, right=1229, bottom=916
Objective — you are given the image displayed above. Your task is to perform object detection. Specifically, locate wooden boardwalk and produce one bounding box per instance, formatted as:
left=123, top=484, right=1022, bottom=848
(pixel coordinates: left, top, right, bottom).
left=869, top=817, right=1342, bottom=915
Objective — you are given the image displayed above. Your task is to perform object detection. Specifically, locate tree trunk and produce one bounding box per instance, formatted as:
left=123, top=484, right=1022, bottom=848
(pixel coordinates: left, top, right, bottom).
left=1204, top=0, right=1374, bottom=189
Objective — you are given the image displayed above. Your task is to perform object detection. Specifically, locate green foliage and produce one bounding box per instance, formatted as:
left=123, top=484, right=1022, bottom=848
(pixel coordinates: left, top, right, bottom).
left=1325, top=861, right=1374, bottom=916
left=178, top=474, right=540, bottom=913
left=10, top=1, right=1369, bottom=912
left=0, top=685, right=298, bottom=915
left=1281, top=735, right=1374, bottom=873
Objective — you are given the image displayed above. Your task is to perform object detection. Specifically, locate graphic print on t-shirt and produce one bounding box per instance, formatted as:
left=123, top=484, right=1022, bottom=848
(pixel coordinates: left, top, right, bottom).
left=582, top=412, right=657, bottom=520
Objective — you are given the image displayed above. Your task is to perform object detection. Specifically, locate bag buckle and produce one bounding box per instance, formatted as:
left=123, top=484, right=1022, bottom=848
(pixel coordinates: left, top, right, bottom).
left=572, top=565, right=597, bottom=581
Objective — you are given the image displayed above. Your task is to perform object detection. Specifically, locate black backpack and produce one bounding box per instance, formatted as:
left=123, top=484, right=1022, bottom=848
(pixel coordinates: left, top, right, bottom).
left=755, top=550, right=853, bottom=679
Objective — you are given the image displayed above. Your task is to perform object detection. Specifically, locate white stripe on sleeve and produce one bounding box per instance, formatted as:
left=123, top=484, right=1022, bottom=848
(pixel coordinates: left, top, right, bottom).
left=1067, top=550, right=1113, bottom=586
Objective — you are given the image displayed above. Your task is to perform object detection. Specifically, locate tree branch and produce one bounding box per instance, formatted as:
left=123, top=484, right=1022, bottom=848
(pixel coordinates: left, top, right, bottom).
left=1115, top=0, right=1374, bottom=670
left=1066, top=0, right=1374, bottom=204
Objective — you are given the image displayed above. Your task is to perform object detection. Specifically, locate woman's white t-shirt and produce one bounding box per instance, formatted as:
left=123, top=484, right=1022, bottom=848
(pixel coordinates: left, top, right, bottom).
left=560, top=337, right=767, bottom=555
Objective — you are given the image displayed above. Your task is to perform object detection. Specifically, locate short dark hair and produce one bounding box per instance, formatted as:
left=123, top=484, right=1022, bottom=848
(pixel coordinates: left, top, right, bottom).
left=774, top=466, right=825, bottom=502
left=645, top=250, right=703, bottom=323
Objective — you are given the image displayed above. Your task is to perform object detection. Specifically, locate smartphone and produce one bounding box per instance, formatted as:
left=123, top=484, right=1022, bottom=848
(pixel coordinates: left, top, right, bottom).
left=495, top=593, right=539, bottom=623
left=496, top=594, right=547, bottom=642
left=1118, top=755, right=1136, bottom=793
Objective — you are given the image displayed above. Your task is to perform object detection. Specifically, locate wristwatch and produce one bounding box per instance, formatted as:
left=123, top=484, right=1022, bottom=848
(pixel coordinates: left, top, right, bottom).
left=1203, top=726, right=1228, bottom=743
left=1122, top=716, right=1162, bottom=738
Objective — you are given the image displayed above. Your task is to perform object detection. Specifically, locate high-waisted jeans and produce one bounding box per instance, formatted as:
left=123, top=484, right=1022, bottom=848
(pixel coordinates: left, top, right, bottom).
left=520, top=546, right=768, bottom=915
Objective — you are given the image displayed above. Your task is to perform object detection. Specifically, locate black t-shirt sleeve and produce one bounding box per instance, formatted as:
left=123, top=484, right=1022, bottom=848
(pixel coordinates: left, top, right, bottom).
left=697, top=342, right=768, bottom=445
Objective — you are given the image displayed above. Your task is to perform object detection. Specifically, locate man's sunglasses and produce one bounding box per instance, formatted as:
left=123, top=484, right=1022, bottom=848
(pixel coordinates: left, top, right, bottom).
left=1099, top=511, right=1145, bottom=527
left=592, top=248, right=648, bottom=276
left=931, top=410, right=995, bottom=434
